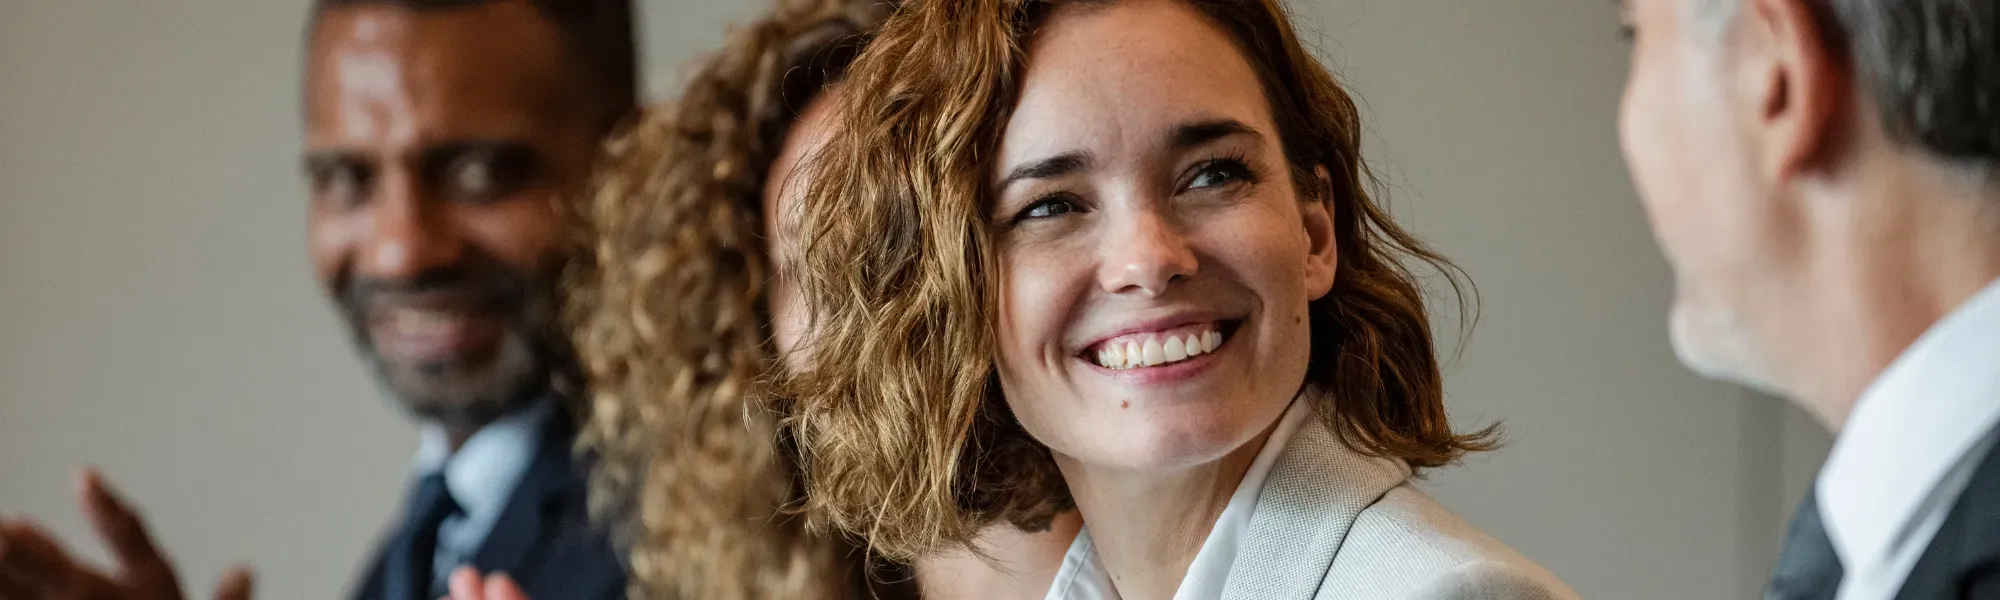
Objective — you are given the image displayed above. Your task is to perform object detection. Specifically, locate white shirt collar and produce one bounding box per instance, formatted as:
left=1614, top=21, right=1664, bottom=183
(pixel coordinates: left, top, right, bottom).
left=1044, top=397, right=1313, bottom=600
left=1817, top=277, right=2000, bottom=593
left=411, top=399, right=554, bottom=532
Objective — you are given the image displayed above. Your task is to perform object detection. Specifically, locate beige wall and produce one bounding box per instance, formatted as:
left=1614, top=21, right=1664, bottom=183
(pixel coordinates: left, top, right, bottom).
left=0, top=1, right=1829, bottom=598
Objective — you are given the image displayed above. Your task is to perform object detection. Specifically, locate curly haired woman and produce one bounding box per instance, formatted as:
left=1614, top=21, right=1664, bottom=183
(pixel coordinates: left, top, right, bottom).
left=445, top=0, right=1078, bottom=598
left=776, top=0, right=1583, bottom=598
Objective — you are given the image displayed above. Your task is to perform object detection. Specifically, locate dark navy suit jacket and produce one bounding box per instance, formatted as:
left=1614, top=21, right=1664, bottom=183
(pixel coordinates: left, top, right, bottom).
left=350, top=414, right=626, bottom=600
left=1892, top=440, right=2000, bottom=600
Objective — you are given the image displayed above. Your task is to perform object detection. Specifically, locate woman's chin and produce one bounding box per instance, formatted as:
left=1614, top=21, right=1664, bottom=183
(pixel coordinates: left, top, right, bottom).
left=1048, top=413, right=1274, bottom=473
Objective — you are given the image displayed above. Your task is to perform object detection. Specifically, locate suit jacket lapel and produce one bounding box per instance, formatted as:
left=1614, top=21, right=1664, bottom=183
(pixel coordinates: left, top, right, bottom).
left=354, top=408, right=623, bottom=600
left=1893, top=440, right=2000, bottom=600
left=466, top=412, right=627, bottom=598
left=1221, top=416, right=1413, bottom=600
left=1767, top=489, right=1842, bottom=600
left=377, top=476, right=456, bottom=600
left=472, top=413, right=576, bottom=581
left=349, top=535, right=393, bottom=600
left=380, top=527, right=425, bottom=600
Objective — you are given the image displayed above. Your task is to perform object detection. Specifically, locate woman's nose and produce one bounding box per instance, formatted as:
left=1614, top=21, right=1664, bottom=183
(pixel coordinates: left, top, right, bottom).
left=1097, top=208, right=1198, bottom=296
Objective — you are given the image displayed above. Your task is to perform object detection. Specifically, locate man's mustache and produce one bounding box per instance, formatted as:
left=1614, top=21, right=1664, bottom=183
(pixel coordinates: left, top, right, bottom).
left=338, top=265, right=535, bottom=321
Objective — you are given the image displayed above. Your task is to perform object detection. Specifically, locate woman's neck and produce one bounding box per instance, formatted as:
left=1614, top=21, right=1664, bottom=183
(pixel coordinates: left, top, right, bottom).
left=1053, top=426, right=1279, bottom=600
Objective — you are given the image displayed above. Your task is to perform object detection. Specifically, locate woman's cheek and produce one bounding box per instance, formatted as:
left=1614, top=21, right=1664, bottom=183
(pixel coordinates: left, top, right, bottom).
left=998, top=243, right=1072, bottom=367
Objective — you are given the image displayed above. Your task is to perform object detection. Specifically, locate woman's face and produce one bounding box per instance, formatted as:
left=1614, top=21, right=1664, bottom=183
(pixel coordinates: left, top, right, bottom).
left=991, top=0, right=1338, bottom=472
left=764, top=94, right=840, bottom=367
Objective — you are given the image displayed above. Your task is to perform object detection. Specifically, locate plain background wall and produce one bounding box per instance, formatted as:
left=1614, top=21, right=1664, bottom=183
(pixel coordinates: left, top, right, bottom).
left=0, top=1, right=1832, bottom=598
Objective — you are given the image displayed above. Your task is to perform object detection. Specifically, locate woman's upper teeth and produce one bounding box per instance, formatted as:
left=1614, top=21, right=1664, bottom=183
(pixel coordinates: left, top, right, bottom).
left=1093, top=326, right=1224, bottom=370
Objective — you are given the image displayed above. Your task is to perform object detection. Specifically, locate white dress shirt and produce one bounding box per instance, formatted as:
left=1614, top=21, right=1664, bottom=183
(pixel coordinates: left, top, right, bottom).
left=1044, top=398, right=1312, bottom=600
left=1819, top=277, right=2000, bottom=600
left=409, top=399, right=554, bottom=583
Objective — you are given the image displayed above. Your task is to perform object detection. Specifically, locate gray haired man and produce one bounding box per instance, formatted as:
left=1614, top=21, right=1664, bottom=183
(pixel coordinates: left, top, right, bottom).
left=1617, top=0, right=2000, bottom=598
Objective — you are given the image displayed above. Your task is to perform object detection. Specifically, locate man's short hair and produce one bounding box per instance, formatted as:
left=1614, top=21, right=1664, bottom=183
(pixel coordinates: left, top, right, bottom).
left=311, top=0, right=639, bottom=131
left=1825, top=0, right=1997, bottom=169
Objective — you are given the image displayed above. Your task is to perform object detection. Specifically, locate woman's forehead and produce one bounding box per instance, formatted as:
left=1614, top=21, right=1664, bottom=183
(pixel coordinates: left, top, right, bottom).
left=999, top=0, right=1275, bottom=173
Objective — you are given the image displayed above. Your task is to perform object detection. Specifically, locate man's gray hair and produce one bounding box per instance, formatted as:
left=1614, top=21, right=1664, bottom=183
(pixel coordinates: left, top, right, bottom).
left=1698, top=0, right=1999, bottom=172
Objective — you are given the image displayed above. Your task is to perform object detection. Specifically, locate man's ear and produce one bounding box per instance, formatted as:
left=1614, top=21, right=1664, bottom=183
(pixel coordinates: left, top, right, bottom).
left=1739, top=0, right=1850, bottom=182
left=1303, top=165, right=1339, bottom=300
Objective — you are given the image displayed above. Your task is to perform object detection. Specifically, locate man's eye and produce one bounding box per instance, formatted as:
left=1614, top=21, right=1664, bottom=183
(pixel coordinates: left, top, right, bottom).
left=314, top=166, right=368, bottom=207
left=439, top=148, right=537, bottom=201
left=448, top=159, right=497, bottom=197
left=1188, top=159, right=1252, bottom=190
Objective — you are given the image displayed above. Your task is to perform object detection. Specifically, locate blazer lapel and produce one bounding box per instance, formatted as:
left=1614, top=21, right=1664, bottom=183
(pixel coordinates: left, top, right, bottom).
left=472, top=414, right=576, bottom=581
left=348, top=535, right=393, bottom=600
left=1893, top=440, right=2000, bottom=600
left=468, top=413, right=627, bottom=598
left=1221, top=416, right=1413, bottom=600
left=378, top=477, right=455, bottom=600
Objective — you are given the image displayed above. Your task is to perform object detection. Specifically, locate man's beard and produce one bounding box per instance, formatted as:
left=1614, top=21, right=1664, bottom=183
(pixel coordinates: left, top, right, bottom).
left=1668, top=299, right=1788, bottom=397
left=336, top=259, right=573, bottom=431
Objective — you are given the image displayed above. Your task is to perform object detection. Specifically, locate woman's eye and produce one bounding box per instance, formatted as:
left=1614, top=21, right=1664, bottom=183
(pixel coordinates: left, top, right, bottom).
left=1189, top=160, right=1251, bottom=190
left=1020, top=196, right=1079, bottom=220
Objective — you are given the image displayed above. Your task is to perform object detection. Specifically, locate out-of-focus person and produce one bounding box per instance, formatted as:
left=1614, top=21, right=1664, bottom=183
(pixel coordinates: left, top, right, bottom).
left=302, top=0, right=636, bottom=597
left=1618, top=0, right=2000, bottom=598
left=0, top=1, right=637, bottom=598
left=446, top=1, right=1079, bottom=599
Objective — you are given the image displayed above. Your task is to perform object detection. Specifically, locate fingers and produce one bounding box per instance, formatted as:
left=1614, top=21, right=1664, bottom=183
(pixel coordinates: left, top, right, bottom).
left=441, top=569, right=529, bottom=600
left=0, top=518, right=125, bottom=599
left=0, top=518, right=86, bottom=585
left=446, top=567, right=484, bottom=600
left=0, top=547, right=39, bottom=599
left=0, top=577, right=35, bottom=599
left=483, top=573, right=529, bottom=600
left=77, top=469, right=178, bottom=585
left=211, top=565, right=253, bottom=600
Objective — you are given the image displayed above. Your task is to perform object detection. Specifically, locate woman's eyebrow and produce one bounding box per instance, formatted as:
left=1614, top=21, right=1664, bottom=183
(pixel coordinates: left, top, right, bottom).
left=996, top=150, right=1094, bottom=190
left=1171, top=119, right=1262, bottom=150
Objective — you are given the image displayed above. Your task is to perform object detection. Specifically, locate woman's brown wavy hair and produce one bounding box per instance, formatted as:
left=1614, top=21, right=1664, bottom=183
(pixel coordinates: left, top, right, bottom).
left=562, top=0, right=890, bottom=597
left=775, top=0, right=1498, bottom=562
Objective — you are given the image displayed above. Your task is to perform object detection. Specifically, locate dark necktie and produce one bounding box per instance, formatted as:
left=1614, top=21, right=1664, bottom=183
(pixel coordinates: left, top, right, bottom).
left=394, top=473, right=461, bottom=600
left=1769, top=489, right=1844, bottom=600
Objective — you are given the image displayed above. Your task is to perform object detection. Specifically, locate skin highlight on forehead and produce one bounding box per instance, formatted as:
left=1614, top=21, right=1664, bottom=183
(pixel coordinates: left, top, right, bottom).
left=306, top=2, right=588, bottom=147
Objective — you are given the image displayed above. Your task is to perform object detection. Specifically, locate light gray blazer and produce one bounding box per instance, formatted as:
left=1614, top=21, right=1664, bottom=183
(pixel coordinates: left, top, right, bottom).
left=1220, top=418, right=1580, bottom=600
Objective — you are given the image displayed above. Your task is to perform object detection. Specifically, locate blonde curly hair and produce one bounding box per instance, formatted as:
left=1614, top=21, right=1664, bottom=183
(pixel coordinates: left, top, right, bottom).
left=775, top=0, right=1496, bottom=563
left=562, top=0, right=893, bottom=597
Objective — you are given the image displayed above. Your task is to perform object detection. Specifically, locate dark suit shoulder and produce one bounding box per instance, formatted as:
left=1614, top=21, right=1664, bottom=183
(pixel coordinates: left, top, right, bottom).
left=1896, top=440, right=2000, bottom=600
left=491, top=415, right=628, bottom=598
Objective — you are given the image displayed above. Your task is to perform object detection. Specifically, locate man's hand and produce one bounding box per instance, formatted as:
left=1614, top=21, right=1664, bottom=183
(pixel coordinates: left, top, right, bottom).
left=0, top=469, right=252, bottom=600
left=444, top=567, right=529, bottom=600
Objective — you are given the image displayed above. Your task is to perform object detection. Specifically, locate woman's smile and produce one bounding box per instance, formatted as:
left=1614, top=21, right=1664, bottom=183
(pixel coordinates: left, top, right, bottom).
left=1076, top=316, right=1243, bottom=386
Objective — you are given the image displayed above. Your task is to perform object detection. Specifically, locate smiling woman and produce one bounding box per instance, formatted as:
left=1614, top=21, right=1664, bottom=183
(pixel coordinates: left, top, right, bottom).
left=776, top=0, right=1582, bottom=597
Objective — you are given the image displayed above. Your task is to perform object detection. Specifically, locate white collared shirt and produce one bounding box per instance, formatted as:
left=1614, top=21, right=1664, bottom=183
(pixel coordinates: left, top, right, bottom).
left=1819, top=277, right=2000, bottom=600
left=1044, top=398, right=1313, bottom=600
left=409, top=399, right=554, bottom=581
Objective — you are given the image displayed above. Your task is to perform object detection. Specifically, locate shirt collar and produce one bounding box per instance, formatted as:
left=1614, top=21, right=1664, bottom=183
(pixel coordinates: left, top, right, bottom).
left=1043, top=395, right=1314, bottom=600
left=411, top=398, right=555, bottom=522
left=1817, top=277, right=2000, bottom=573
left=1172, top=396, right=1312, bottom=599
